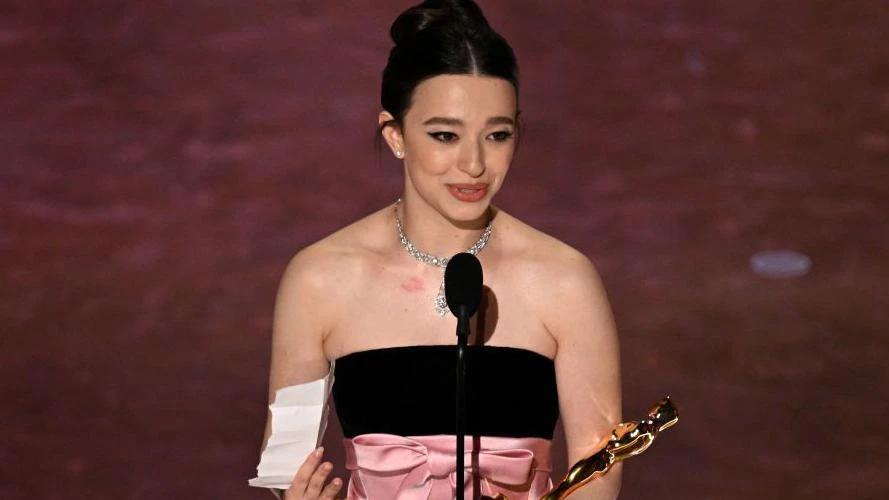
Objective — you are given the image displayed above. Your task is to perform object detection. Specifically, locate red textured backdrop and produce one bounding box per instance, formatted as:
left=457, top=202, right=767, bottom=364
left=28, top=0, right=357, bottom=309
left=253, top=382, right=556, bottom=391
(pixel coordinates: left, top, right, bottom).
left=2, top=1, right=888, bottom=499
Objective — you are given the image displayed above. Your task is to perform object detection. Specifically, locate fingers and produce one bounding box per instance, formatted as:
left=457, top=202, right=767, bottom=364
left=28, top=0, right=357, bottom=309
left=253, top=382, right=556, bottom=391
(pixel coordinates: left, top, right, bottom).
left=289, top=447, right=324, bottom=495
left=319, top=476, right=343, bottom=499
left=285, top=447, right=343, bottom=500
left=304, top=460, right=333, bottom=497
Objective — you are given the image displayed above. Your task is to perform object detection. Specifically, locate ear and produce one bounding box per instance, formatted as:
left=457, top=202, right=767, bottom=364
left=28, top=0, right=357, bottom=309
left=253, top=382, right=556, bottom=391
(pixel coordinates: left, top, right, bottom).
left=379, top=111, right=404, bottom=158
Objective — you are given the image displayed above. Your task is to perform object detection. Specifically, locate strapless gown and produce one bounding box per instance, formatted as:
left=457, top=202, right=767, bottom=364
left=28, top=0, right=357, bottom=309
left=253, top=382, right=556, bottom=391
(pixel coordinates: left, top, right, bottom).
left=332, top=345, right=560, bottom=500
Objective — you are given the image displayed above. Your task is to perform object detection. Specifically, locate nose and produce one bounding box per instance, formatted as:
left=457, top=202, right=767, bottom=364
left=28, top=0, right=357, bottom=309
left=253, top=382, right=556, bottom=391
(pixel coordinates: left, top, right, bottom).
left=457, top=139, right=485, bottom=178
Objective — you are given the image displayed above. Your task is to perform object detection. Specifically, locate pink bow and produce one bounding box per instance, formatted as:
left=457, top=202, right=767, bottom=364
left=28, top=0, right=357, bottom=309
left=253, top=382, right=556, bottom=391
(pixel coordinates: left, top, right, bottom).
left=347, top=434, right=537, bottom=499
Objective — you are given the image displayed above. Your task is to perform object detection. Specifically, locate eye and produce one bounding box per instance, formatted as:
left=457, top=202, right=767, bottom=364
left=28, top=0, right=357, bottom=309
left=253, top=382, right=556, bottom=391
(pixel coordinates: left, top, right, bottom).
left=489, top=130, right=514, bottom=142
left=428, top=131, right=458, bottom=143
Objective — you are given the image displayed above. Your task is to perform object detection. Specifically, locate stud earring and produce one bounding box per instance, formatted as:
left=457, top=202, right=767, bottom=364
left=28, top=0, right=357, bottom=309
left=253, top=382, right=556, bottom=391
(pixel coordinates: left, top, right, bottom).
left=394, top=150, right=404, bottom=159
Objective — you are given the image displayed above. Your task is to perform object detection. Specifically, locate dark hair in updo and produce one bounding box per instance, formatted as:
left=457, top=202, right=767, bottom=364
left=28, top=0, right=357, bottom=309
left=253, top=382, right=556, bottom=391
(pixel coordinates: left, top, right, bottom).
left=381, top=0, right=519, bottom=126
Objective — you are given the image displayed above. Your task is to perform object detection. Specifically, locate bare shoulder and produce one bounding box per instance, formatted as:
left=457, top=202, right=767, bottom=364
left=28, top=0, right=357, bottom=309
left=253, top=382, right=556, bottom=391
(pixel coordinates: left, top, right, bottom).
left=281, top=207, right=392, bottom=292
left=493, top=210, right=610, bottom=337
left=276, top=206, right=393, bottom=329
left=268, top=206, right=393, bottom=390
left=494, top=209, right=602, bottom=288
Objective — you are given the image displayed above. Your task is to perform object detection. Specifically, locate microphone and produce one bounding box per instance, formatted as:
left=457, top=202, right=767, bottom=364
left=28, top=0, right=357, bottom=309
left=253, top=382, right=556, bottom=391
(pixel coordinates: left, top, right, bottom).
left=444, top=252, right=483, bottom=500
left=444, top=252, right=483, bottom=319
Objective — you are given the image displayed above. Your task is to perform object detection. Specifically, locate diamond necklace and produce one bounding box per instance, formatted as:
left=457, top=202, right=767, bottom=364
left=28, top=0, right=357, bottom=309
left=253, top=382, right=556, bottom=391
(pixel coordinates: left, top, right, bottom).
left=394, top=198, right=493, bottom=316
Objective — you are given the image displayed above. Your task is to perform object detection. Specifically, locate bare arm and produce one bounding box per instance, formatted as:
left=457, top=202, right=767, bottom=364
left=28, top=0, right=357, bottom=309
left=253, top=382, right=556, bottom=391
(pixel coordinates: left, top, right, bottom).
left=262, top=250, right=334, bottom=447
left=543, top=253, right=622, bottom=500
left=261, top=249, right=343, bottom=499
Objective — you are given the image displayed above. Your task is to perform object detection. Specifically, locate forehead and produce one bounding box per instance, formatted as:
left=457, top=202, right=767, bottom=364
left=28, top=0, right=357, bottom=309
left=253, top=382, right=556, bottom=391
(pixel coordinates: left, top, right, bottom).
left=406, top=75, right=517, bottom=123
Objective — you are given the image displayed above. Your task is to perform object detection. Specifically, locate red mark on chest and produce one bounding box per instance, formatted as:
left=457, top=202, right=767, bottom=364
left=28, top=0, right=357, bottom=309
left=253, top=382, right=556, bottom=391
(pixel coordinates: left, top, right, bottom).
left=401, top=277, right=426, bottom=293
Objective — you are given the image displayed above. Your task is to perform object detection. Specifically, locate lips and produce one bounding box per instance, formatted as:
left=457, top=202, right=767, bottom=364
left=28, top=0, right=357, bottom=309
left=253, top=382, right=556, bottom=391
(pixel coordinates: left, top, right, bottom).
left=446, top=183, right=489, bottom=202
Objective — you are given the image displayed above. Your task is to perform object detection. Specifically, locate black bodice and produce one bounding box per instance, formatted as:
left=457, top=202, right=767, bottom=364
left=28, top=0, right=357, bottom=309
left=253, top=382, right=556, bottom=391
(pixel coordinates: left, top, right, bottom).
left=332, top=345, right=560, bottom=439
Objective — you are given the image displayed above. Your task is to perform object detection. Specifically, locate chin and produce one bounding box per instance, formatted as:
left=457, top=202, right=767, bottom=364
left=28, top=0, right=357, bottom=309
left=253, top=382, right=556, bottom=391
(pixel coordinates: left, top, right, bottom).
left=441, top=199, right=494, bottom=225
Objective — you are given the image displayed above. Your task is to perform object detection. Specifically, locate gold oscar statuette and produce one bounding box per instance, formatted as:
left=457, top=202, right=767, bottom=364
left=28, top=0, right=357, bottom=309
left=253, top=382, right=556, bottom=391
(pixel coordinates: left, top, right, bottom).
left=481, top=397, right=679, bottom=500
left=540, top=397, right=679, bottom=499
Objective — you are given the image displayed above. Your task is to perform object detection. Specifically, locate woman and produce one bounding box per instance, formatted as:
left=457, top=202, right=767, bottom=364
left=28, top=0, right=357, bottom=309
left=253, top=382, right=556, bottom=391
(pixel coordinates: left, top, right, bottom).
left=261, top=1, right=622, bottom=498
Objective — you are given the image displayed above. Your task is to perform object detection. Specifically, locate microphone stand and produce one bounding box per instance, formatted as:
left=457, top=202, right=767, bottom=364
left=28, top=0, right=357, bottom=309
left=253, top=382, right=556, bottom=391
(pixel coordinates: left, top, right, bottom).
left=445, top=252, right=483, bottom=500
left=455, top=304, right=470, bottom=500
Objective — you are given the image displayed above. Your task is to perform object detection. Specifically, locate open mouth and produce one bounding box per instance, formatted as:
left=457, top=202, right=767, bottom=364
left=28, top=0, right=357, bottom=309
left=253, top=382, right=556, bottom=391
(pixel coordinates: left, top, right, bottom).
left=447, top=184, right=488, bottom=202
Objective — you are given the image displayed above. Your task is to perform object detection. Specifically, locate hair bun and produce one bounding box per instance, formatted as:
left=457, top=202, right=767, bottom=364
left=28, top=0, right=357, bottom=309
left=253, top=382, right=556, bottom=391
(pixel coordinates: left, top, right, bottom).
left=390, top=0, right=491, bottom=46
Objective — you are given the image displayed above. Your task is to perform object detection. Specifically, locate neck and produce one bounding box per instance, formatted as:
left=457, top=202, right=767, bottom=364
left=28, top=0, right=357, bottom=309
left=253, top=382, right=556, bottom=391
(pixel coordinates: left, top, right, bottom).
left=396, top=197, right=492, bottom=258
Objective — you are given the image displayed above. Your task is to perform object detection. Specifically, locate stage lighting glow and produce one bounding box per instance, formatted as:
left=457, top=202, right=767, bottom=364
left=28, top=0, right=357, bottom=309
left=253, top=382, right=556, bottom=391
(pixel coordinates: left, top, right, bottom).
left=750, top=250, right=812, bottom=278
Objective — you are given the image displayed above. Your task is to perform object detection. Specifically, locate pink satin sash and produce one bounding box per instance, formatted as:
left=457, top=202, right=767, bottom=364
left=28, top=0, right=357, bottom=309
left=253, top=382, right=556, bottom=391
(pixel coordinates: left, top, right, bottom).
left=343, top=434, right=553, bottom=500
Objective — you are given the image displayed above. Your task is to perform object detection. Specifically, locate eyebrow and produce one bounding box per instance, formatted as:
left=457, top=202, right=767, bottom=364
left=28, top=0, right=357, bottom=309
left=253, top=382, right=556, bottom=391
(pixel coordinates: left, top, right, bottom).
left=422, top=116, right=515, bottom=126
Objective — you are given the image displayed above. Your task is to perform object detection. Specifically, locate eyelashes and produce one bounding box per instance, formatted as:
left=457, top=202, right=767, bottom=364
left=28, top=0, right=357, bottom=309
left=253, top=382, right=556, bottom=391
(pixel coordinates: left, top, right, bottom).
left=489, top=131, right=514, bottom=142
left=427, top=131, right=514, bottom=143
left=428, top=131, right=458, bottom=143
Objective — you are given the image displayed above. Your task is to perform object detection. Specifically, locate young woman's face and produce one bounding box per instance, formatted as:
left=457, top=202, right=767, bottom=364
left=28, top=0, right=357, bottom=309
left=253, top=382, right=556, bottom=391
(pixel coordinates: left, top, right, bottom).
left=390, top=74, right=518, bottom=224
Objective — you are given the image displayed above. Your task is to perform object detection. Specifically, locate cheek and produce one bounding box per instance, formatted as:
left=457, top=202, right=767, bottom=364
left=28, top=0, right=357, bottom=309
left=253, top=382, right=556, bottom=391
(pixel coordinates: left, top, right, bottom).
left=491, top=148, right=515, bottom=174
left=411, top=146, right=456, bottom=175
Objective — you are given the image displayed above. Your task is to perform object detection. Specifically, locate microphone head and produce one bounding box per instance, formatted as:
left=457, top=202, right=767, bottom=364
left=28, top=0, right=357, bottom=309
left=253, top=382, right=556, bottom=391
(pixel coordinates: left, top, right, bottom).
left=444, top=252, right=484, bottom=317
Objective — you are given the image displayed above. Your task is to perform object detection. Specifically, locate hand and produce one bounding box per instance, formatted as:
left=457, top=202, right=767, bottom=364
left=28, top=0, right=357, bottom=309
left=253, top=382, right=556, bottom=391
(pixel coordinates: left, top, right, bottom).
left=283, top=447, right=343, bottom=500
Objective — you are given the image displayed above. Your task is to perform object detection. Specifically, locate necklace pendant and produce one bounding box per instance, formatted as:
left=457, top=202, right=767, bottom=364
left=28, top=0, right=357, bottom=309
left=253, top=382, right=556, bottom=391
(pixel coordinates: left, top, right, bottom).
left=394, top=198, right=490, bottom=319
left=434, top=281, right=449, bottom=316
